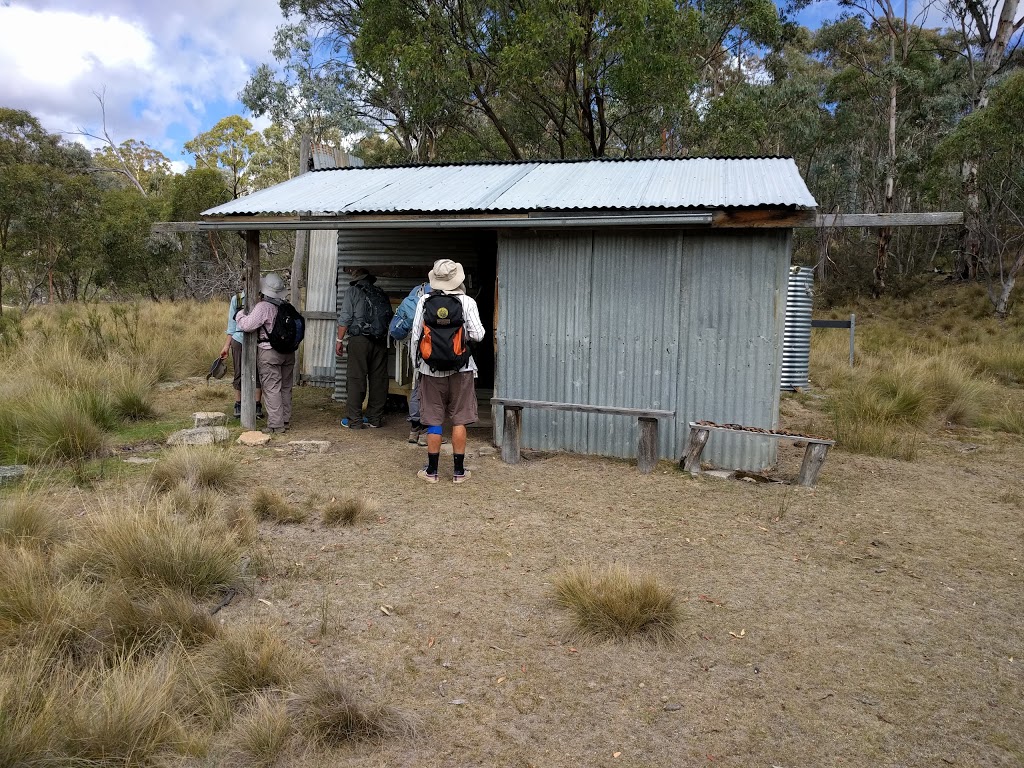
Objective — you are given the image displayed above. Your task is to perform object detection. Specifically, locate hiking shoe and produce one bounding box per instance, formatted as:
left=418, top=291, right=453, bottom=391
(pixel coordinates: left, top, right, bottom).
left=452, top=470, right=472, bottom=485
left=255, top=403, right=265, bottom=419
left=233, top=402, right=241, bottom=419
left=408, top=428, right=422, bottom=444
left=417, top=468, right=439, bottom=484
left=366, top=421, right=382, bottom=429
left=341, top=418, right=363, bottom=430
left=262, top=427, right=285, bottom=435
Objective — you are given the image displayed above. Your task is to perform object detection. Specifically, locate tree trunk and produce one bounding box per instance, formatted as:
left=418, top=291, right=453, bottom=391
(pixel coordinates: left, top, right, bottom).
left=958, top=0, right=1021, bottom=278
left=993, top=248, right=1024, bottom=317
left=875, top=77, right=897, bottom=297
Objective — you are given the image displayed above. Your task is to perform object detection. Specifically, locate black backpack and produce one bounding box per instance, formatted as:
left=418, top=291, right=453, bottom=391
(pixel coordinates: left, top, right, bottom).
left=419, top=292, right=471, bottom=372
left=353, top=283, right=394, bottom=341
left=261, top=299, right=305, bottom=353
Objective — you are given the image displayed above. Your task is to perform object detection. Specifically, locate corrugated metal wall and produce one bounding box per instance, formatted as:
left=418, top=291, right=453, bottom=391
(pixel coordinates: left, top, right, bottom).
left=333, top=230, right=481, bottom=403
left=496, top=229, right=790, bottom=470
left=302, top=230, right=339, bottom=386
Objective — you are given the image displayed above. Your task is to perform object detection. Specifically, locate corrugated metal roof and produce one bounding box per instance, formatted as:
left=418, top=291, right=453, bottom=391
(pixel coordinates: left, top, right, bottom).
left=202, top=157, right=817, bottom=217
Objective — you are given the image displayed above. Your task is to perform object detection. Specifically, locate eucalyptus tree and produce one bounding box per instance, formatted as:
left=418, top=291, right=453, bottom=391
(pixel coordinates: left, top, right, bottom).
left=183, top=116, right=264, bottom=199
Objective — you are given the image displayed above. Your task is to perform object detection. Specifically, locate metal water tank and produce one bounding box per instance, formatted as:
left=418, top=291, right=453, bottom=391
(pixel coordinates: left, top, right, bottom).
left=781, top=266, right=813, bottom=391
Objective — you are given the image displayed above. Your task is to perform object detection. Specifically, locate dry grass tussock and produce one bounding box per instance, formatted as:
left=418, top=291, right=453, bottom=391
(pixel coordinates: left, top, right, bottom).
left=322, top=495, right=381, bottom=526
left=552, top=562, right=680, bottom=644
left=221, top=692, right=295, bottom=767
left=252, top=488, right=308, bottom=524
left=0, top=492, right=67, bottom=549
left=149, top=446, right=239, bottom=494
left=289, top=676, right=415, bottom=747
left=0, top=301, right=224, bottom=465
left=56, top=503, right=243, bottom=598
left=191, top=625, right=307, bottom=701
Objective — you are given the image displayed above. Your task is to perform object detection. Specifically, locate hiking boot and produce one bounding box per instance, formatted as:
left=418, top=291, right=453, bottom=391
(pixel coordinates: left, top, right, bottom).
left=366, top=421, right=382, bottom=429
left=452, top=470, right=472, bottom=485
left=262, top=427, right=285, bottom=435
left=233, top=402, right=241, bottom=419
left=341, top=418, right=363, bottom=430
left=408, top=428, right=423, bottom=444
left=417, top=468, right=439, bottom=484
left=255, top=403, right=265, bottom=419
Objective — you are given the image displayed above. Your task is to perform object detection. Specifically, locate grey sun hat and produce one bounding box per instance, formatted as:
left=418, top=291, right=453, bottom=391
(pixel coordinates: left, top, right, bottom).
left=347, top=267, right=377, bottom=285
left=428, top=259, right=465, bottom=292
left=206, top=356, right=227, bottom=381
left=260, top=272, right=287, bottom=299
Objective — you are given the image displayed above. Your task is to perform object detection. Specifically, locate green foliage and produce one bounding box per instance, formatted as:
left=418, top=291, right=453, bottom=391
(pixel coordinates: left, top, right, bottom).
left=183, top=116, right=264, bottom=198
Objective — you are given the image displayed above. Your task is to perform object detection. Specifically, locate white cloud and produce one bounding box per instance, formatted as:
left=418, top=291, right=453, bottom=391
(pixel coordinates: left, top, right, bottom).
left=0, top=0, right=285, bottom=154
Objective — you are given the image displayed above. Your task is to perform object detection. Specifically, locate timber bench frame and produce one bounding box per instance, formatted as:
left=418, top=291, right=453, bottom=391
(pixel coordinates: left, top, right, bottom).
left=491, top=399, right=675, bottom=474
left=682, top=421, right=836, bottom=487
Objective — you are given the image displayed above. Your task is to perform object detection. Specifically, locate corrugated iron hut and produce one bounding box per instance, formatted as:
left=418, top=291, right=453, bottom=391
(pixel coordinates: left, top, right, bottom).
left=201, top=157, right=818, bottom=470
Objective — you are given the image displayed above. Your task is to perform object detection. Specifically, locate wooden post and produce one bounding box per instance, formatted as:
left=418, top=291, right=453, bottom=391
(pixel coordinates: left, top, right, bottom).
left=681, top=427, right=710, bottom=476
left=241, top=230, right=261, bottom=430
left=797, top=443, right=830, bottom=487
left=290, top=132, right=311, bottom=385
left=501, top=406, right=522, bottom=464
left=637, top=417, right=659, bottom=474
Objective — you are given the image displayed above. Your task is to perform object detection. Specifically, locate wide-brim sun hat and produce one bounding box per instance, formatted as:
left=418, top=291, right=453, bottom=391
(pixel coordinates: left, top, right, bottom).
left=206, top=356, right=227, bottom=381
left=428, top=259, right=465, bottom=292
left=260, top=272, right=287, bottom=299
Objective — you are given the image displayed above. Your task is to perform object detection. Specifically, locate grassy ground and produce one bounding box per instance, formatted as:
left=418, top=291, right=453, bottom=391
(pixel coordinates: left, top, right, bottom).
left=0, top=285, right=1022, bottom=766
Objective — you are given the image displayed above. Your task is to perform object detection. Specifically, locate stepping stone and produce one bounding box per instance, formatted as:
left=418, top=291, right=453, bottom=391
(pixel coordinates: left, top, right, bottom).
left=122, top=457, right=158, bottom=465
left=476, top=446, right=496, bottom=457
left=166, top=426, right=230, bottom=446
left=193, top=412, right=227, bottom=427
left=237, top=431, right=271, bottom=446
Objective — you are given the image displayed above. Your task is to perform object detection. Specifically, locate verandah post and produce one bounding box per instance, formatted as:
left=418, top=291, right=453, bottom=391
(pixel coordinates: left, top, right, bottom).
left=501, top=406, right=522, bottom=464
left=241, top=230, right=261, bottom=430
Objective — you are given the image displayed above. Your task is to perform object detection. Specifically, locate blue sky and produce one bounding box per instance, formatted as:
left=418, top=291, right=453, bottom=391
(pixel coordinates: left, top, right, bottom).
left=0, top=0, right=957, bottom=170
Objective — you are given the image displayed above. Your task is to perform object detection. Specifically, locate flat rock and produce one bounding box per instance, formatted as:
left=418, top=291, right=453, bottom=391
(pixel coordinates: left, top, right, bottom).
left=287, top=440, right=330, bottom=453
left=193, top=412, right=227, bottom=427
left=0, top=465, right=29, bottom=486
left=476, top=445, right=496, bottom=457
left=122, top=457, right=158, bottom=465
left=166, top=426, right=230, bottom=446
left=237, top=431, right=272, bottom=446
left=703, top=469, right=736, bottom=480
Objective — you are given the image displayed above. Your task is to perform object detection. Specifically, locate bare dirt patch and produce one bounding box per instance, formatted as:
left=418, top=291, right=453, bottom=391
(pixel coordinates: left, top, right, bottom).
left=64, top=382, right=1024, bottom=765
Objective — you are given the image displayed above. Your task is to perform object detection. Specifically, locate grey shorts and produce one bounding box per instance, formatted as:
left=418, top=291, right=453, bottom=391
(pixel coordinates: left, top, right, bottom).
left=419, top=372, right=478, bottom=427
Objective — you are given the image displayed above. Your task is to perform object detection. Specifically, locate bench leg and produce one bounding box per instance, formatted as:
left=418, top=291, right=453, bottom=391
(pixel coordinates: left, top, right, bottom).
left=797, top=443, right=830, bottom=487
left=637, top=417, right=659, bottom=474
left=681, top=427, right=710, bottom=476
left=501, top=406, right=522, bottom=464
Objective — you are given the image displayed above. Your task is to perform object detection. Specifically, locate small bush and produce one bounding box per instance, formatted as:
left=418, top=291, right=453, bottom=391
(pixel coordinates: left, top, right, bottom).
left=166, top=481, right=220, bottom=520
left=989, top=407, right=1024, bottom=434
left=3, top=388, right=110, bottom=464
left=57, top=506, right=243, bottom=598
left=150, top=447, right=239, bottom=494
left=252, top=489, right=307, bottom=524
left=322, top=496, right=379, bottom=526
left=111, top=367, right=157, bottom=421
left=289, top=676, right=412, bottom=746
left=552, top=562, right=680, bottom=644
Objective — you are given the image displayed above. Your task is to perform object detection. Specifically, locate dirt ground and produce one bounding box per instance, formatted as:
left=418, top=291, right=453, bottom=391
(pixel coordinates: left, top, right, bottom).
left=112, top=379, right=1024, bottom=766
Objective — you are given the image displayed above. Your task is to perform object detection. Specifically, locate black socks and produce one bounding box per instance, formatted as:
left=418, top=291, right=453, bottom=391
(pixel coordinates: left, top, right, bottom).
left=454, top=453, right=465, bottom=475
left=427, top=452, right=440, bottom=475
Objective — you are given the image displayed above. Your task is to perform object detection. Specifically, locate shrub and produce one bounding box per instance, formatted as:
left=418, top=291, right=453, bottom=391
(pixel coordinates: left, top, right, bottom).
left=252, top=489, right=307, bottom=524
left=552, top=562, right=680, bottom=644
left=322, top=496, right=379, bottom=526
left=57, top=506, right=243, bottom=599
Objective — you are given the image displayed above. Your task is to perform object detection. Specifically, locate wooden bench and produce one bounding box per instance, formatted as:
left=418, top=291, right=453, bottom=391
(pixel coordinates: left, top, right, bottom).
left=681, top=421, right=836, bottom=487
left=491, top=398, right=676, bottom=474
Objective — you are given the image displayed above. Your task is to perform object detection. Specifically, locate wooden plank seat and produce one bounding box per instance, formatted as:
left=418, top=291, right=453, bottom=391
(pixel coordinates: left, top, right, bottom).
left=681, top=420, right=836, bottom=487
left=491, top=398, right=676, bottom=474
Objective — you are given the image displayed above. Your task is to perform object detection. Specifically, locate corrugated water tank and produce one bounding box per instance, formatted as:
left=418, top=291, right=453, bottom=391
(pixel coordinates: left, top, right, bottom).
left=781, top=266, right=813, bottom=390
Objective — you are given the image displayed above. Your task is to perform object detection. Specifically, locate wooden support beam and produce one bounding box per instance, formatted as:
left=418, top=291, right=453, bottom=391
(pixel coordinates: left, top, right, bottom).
left=637, top=417, right=659, bottom=474
left=491, top=398, right=674, bottom=420
left=241, top=230, right=261, bottom=431
left=502, top=406, right=522, bottom=464
left=813, top=212, right=963, bottom=228
left=712, top=209, right=817, bottom=228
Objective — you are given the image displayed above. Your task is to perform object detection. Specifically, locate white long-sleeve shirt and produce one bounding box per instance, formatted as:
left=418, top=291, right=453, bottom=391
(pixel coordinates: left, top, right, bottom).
left=410, top=292, right=486, bottom=377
